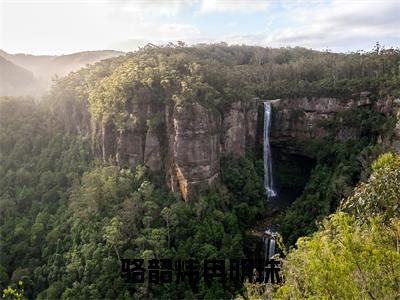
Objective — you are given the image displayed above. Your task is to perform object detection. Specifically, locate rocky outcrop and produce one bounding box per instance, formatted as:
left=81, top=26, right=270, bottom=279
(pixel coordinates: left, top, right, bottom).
left=170, top=102, right=220, bottom=200
left=86, top=98, right=259, bottom=201
left=270, top=97, right=352, bottom=146
left=144, top=128, right=162, bottom=171
left=269, top=93, right=400, bottom=156
left=376, top=97, right=400, bottom=154
left=58, top=82, right=400, bottom=201
left=245, top=99, right=259, bottom=151
left=222, top=99, right=260, bottom=157
left=223, top=101, right=246, bottom=157
left=60, top=87, right=400, bottom=200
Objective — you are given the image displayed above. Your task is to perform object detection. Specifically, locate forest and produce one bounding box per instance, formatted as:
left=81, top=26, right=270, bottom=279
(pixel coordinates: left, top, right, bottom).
left=0, top=43, right=399, bottom=299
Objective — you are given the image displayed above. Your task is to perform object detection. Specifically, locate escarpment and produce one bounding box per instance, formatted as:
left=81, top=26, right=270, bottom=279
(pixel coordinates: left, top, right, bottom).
left=75, top=97, right=260, bottom=201
left=270, top=93, right=400, bottom=157
left=47, top=45, right=400, bottom=204
left=169, top=102, right=220, bottom=199
left=57, top=85, right=400, bottom=201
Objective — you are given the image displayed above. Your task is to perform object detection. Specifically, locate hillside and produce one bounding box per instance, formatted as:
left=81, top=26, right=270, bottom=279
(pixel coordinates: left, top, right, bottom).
left=0, top=44, right=399, bottom=299
left=0, top=49, right=124, bottom=96
left=0, top=56, right=38, bottom=96
left=244, top=153, right=400, bottom=299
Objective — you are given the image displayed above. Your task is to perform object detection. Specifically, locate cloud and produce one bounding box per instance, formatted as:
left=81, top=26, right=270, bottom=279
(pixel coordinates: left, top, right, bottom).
left=188, top=0, right=400, bottom=51
left=118, top=0, right=198, bottom=17
left=219, top=33, right=267, bottom=46
left=3, top=0, right=400, bottom=54
left=263, top=0, right=400, bottom=50
left=200, top=0, right=270, bottom=13
left=158, top=23, right=201, bottom=36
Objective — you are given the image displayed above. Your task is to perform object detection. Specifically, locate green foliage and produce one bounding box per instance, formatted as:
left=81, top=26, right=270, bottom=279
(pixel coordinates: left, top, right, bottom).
left=1, top=280, right=24, bottom=300
left=279, top=142, right=381, bottom=245
left=243, top=153, right=400, bottom=299
left=0, top=97, right=90, bottom=298
left=0, top=96, right=266, bottom=298
left=50, top=44, right=400, bottom=153
left=343, top=152, right=400, bottom=222
left=278, top=106, right=391, bottom=245
left=276, top=154, right=400, bottom=298
left=2, top=44, right=400, bottom=299
left=277, top=213, right=400, bottom=299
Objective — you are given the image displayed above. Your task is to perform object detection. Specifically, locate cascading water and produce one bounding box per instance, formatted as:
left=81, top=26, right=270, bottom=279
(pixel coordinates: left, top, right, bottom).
left=262, top=229, right=277, bottom=282
left=263, top=101, right=277, bottom=198
left=263, top=232, right=276, bottom=260
left=262, top=103, right=278, bottom=281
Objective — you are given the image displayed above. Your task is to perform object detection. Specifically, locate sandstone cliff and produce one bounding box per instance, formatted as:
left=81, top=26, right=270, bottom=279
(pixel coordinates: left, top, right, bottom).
left=270, top=93, right=400, bottom=156
left=88, top=98, right=259, bottom=200
left=60, top=91, right=400, bottom=200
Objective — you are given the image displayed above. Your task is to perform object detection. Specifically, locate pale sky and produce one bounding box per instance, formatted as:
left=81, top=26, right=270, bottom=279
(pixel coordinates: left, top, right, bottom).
left=1, top=0, right=399, bottom=55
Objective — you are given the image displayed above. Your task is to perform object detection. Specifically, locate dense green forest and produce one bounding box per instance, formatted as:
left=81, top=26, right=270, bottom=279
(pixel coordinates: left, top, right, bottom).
left=1, top=44, right=400, bottom=299
left=244, top=152, right=400, bottom=299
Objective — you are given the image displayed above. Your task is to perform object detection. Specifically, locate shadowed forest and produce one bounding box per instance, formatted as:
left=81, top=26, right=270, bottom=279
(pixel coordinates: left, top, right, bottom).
left=1, top=43, right=399, bottom=299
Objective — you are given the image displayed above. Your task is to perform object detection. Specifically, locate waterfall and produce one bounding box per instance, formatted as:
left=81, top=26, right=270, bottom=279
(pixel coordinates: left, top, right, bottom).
left=262, top=229, right=276, bottom=281
left=263, top=235, right=276, bottom=260
left=263, top=101, right=277, bottom=198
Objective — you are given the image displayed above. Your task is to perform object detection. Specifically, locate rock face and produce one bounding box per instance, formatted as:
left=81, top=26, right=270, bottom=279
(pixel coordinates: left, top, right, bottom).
left=144, top=128, right=162, bottom=171
left=379, top=97, right=400, bottom=154
left=223, top=101, right=246, bottom=157
left=63, top=90, right=399, bottom=200
left=170, top=102, right=220, bottom=200
left=269, top=94, right=399, bottom=156
left=87, top=98, right=260, bottom=201
left=222, top=100, right=259, bottom=158
left=270, top=97, right=353, bottom=148
left=169, top=99, right=261, bottom=200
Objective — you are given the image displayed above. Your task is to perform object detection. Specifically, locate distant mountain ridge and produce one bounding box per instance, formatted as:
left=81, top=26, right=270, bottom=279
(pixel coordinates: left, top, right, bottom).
left=0, top=56, right=39, bottom=96
left=0, top=49, right=124, bottom=96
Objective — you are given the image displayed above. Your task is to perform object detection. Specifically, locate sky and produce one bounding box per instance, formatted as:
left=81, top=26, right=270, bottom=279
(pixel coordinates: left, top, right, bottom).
left=1, top=0, right=400, bottom=55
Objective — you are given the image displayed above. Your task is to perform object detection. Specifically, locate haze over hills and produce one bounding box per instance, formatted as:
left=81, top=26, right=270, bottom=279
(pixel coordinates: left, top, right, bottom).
left=1, top=44, right=399, bottom=299
left=1, top=0, right=400, bottom=297
left=0, top=49, right=124, bottom=97
left=0, top=56, right=39, bottom=97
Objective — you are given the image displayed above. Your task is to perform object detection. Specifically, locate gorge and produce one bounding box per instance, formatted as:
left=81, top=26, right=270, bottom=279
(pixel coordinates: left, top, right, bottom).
left=2, top=44, right=400, bottom=299
left=48, top=45, right=400, bottom=204
left=59, top=92, right=400, bottom=202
